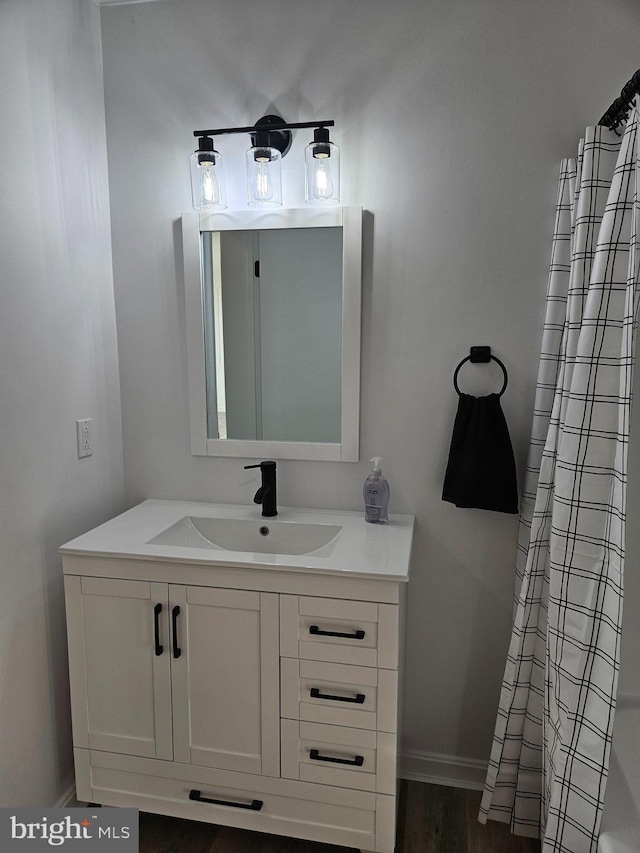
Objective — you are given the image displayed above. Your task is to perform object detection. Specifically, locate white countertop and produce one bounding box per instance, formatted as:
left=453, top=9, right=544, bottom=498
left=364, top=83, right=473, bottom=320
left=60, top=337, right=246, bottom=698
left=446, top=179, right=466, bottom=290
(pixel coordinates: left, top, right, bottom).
left=60, top=500, right=414, bottom=582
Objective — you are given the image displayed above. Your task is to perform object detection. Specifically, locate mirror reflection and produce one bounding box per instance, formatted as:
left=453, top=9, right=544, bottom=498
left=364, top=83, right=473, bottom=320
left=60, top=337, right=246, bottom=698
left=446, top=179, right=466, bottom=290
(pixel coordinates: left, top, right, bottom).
left=201, top=227, right=344, bottom=443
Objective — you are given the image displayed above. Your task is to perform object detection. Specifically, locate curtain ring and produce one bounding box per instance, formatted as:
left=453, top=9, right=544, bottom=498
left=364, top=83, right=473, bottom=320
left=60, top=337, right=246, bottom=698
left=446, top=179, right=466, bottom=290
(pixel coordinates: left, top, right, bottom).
left=453, top=355, right=508, bottom=397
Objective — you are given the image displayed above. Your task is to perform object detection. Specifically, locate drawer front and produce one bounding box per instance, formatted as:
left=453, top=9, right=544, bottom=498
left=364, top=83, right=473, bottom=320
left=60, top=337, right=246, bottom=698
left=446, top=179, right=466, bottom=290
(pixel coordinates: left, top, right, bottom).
left=281, top=658, right=398, bottom=732
left=281, top=720, right=396, bottom=795
left=280, top=595, right=399, bottom=668
left=84, top=750, right=376, bottom=850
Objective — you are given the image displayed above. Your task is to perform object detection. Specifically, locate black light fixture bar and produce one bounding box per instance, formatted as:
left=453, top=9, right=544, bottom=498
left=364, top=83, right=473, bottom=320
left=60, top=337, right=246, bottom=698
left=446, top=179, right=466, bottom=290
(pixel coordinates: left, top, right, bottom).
left=193, top=119, right=334, bottom=138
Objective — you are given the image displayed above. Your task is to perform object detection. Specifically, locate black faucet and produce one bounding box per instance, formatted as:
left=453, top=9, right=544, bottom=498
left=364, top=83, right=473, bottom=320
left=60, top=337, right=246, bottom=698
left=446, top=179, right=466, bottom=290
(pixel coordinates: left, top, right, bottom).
left=244, top=460, right=277, bottom=517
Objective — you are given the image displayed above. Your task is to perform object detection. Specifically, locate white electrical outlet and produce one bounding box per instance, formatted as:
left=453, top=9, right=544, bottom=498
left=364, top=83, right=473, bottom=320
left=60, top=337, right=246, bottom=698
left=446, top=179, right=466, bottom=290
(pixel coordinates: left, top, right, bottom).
left=76, top=418, right=93, bottom=458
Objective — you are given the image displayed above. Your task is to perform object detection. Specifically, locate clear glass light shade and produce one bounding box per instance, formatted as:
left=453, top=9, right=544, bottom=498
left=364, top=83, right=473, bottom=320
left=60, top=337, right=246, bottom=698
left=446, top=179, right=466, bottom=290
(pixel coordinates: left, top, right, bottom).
left=190, top=151, right=227, bottom=210
left=305, top=142, right=340, bottom=205
left=246, top=147, right=282, bottom=207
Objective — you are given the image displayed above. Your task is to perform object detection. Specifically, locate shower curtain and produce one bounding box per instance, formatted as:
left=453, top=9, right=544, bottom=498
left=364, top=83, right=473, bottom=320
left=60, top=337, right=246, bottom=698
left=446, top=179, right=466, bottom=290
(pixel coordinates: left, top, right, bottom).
left=479, top=104, right=639, bottom=853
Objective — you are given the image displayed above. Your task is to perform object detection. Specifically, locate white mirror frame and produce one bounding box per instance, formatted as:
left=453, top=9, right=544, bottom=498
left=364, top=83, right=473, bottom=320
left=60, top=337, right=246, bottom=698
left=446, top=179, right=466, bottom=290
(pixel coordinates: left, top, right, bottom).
left=181, top=206, right=362, bottom=461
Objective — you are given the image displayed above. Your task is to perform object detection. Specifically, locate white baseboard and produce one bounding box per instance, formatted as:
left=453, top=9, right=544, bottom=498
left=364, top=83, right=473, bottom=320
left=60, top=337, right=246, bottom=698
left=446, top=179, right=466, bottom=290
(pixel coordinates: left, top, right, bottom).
left=54, top=783, right=80, bottom=808
left=400, top=749, right=488, bottom=791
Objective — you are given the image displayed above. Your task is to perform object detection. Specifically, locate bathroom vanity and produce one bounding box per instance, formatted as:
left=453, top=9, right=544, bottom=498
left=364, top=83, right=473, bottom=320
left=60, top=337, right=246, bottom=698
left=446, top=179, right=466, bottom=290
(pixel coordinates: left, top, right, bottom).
left=61, top=500, right=413, bottom=853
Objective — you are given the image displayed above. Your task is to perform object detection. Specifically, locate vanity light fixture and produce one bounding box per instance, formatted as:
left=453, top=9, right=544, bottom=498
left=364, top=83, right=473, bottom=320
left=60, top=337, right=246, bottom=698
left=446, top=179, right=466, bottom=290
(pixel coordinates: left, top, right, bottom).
left=190, top=115, right=339, bottom=209
left=190, top=135, right=227, bottom=210
left=305, top=126, right=340, bottom=205
left=246, top=122, right=284, bottom=208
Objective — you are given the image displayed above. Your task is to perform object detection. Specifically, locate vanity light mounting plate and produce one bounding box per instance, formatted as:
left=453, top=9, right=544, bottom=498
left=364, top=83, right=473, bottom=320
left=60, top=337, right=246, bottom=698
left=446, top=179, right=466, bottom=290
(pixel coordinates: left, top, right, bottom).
left=250, top=115, right=292, bottom=157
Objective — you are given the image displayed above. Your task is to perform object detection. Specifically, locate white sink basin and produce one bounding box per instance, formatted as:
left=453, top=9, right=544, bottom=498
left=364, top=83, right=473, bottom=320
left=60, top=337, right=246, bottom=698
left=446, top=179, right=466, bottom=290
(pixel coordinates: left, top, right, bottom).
left=59, top=500, right=415, bottom=579
left=148, top=515, right=343, bottom=556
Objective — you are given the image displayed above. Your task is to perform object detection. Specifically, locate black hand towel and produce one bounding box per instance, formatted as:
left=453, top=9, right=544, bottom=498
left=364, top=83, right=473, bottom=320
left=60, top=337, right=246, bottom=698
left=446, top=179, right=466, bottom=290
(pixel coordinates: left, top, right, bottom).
left=442, top=393, right=518, bottom=514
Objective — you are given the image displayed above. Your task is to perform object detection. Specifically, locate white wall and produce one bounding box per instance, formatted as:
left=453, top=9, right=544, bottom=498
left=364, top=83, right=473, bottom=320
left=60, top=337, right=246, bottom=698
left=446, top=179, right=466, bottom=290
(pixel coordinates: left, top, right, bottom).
left=100, top=0, right=640, bottom=774
left=0, top=0, right=125, bottom=806
left=620, top=374, right=640, bottom=696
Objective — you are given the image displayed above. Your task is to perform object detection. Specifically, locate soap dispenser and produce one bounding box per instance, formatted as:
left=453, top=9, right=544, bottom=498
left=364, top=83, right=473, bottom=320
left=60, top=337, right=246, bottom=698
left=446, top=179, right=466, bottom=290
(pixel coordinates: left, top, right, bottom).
left=363, top=457, right=390, bottom=523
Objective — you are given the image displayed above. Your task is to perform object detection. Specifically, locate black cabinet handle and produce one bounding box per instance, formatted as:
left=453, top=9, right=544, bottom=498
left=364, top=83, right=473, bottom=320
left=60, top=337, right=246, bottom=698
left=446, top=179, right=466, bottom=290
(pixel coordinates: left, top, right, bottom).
left=189, top=790, right=263, bottom=811
left=153, top=603, right=163, bottom=656
left=310, top=687, right=365, bottom=704
left=172, top=606, right=181, bottom=658
left=309, top=749, right=364, bottom=767
left=309, top=625, right=365, bottom=640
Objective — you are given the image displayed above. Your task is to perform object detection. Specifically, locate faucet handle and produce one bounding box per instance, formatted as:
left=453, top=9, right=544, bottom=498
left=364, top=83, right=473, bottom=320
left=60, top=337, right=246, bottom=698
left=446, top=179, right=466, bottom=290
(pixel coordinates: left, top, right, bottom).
left=244, top=461, right=276, bottom=470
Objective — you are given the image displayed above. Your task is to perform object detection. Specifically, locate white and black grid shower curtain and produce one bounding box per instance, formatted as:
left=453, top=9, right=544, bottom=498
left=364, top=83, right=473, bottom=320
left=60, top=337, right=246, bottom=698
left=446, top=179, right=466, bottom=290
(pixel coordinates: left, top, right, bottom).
left=480, top=104, right=639, bottom=853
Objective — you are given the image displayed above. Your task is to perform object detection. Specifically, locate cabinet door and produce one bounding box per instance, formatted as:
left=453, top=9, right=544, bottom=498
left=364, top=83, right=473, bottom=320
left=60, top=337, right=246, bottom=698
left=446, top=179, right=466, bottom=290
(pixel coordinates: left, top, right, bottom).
left=64, top=576, right=172, bottom=760
left=170, top=586, right=279, bottom=776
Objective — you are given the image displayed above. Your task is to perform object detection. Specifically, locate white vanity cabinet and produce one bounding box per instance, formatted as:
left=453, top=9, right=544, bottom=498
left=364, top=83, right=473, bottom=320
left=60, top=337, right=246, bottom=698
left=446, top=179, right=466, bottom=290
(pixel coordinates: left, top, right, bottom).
left=61, top=501, right=413, bottom=853
left=64, top=578, right=279, bottom=774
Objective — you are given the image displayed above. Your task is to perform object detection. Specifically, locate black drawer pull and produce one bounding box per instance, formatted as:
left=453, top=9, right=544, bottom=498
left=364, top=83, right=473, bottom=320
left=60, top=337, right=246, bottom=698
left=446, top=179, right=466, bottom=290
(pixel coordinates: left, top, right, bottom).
left=309, top=749, right=364, bottom=767
left=172, top=606, right=182, bottom=658
left=153, top=603, right=163, bottom=656
left=309, top=625, right=365, bottom=640
left=189, top=789, right=263, bottom=811
left=310, top=687, right=365, bottom=704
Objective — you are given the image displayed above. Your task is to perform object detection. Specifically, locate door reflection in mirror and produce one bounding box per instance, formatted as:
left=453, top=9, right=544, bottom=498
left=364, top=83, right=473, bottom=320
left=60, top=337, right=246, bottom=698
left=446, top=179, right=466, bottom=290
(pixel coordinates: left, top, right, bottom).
left=201, top=227, right=343, bottom=443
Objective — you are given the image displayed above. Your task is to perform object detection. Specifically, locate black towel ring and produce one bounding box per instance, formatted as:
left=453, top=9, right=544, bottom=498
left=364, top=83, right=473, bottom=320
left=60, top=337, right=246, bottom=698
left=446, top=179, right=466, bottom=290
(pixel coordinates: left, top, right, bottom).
left=453, top=346, right=508, bottom=397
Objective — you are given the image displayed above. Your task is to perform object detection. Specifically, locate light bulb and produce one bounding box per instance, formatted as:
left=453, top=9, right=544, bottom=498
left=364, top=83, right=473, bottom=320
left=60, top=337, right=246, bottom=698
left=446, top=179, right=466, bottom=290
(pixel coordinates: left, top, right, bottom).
left=202, top=164, right=222, bottom=206
left=310, top=157, right=334, bottom=201
left=304, top=138, right=340, bottom=205
left=253, top=161, right=274, bottom=202
left=189, top=147, right=227, bottom=210
left=246, top=146, right=282, bottom=207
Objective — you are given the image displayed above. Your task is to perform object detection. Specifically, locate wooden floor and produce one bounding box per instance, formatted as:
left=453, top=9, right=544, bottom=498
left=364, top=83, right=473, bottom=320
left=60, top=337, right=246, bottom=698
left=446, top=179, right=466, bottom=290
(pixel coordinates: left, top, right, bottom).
left=138, top=781, right=541, bottom=853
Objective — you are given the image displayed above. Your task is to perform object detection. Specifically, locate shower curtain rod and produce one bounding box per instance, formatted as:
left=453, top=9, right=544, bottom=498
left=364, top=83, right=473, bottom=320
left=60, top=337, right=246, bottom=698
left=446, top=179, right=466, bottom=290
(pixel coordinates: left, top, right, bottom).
left=598, top=69, right=640, bottom=130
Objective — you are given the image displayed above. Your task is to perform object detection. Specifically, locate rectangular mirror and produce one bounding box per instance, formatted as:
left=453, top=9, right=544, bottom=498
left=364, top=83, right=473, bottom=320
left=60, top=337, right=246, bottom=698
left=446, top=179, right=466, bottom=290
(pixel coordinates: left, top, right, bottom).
left=181, top=207, right=362, bottom=461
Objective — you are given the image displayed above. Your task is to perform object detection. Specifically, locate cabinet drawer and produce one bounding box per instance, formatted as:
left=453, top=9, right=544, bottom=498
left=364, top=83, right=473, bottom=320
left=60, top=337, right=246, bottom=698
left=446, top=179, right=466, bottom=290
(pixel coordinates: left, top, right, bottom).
left=281, top=720, right=396, bottom=794
left=81, top=749, right=376, bottom=850
left=281, top=658, right=398, bottom=732
left=280, top=595, right=399, bottom=668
